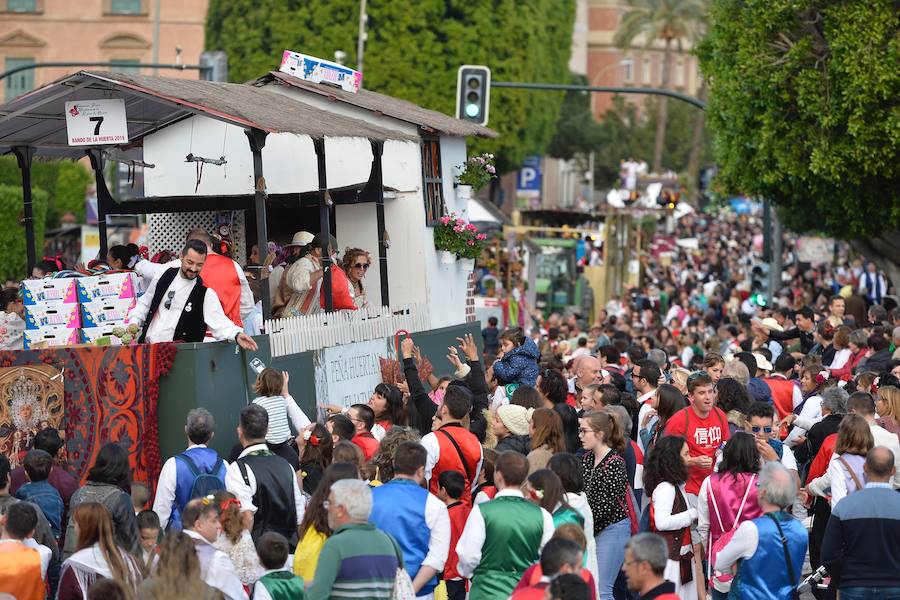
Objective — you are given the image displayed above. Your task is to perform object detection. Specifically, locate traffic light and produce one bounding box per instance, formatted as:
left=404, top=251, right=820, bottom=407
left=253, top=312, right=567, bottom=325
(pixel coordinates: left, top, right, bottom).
left=750, top=263, right=771, bottom=307
left=456, top=65, right=491, bottom=126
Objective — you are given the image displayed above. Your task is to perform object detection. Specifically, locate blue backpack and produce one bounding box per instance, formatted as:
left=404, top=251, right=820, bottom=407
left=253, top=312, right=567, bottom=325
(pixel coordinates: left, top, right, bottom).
left=175, top=453, right=225, bottom=507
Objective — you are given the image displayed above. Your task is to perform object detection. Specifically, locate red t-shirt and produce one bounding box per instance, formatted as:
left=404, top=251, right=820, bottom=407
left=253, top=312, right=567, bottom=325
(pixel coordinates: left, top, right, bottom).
left=444, top=501, right=471, bottom=580
left=664, top=406, right=730, bottom=494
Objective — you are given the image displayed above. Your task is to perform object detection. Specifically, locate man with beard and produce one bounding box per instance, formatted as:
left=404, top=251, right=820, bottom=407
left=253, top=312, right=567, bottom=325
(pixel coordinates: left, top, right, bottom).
left=130, top=239, right=257, bottom=349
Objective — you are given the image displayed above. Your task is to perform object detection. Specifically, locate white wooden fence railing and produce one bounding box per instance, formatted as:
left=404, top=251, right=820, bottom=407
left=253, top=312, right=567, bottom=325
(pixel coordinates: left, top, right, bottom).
left=264, top=303, right=432, bottom=357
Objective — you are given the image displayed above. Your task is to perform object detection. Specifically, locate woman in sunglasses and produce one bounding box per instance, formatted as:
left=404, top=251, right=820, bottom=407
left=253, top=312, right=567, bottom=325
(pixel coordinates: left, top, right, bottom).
left=341, top=248, right=371, bottom=309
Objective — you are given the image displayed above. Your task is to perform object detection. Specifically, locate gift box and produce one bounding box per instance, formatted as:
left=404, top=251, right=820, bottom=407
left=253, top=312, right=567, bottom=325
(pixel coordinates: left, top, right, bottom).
left=76, top=272, right=138, bottom=303
left=80, top=298, right=137, bottom=328
left=24, top=326, right=80, bottom=349
left=24, top=301, right=81, bottom=330
left=21, top=278, right=78, bottom=305
left=80, top=321, right=126, bottom=345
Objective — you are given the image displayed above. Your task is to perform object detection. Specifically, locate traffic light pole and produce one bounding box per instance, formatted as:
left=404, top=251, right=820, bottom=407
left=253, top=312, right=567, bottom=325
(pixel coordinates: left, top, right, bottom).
left=490, top=81, right=707, bottom=110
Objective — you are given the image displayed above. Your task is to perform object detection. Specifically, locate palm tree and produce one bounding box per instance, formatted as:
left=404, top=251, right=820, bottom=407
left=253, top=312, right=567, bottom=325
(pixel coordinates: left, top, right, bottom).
left=614, top=0, right=706, bottom=173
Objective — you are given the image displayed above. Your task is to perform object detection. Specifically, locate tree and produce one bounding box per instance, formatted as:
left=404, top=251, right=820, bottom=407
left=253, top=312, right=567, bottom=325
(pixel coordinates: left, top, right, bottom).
left=614, top=0, right=706, bottom=173
left=547, top=74, right=604, bottom=161
left=591, top=95, right=713, bottom=189
left=0, top=184, right=49, bottom=281
left=698, top=0, right=900, bottom=282
left=206, top=0, right=576, bottom=173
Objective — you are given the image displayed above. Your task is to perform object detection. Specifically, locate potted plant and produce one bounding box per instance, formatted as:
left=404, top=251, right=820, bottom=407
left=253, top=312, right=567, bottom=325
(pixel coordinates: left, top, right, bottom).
left=434, top=213, right=487, bottom=268
left=456, top=153, right=496, bottom=201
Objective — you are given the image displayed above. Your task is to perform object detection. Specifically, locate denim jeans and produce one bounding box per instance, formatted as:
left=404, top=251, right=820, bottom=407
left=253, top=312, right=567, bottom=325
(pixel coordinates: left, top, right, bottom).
left=840, top=587, right=900, bottom=600
left=595, top=518, right=631, bottom=600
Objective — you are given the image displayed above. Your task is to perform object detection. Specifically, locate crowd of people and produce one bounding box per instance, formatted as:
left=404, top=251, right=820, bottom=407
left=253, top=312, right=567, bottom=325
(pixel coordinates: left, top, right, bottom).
left=2, top=206, right=900, bottom=600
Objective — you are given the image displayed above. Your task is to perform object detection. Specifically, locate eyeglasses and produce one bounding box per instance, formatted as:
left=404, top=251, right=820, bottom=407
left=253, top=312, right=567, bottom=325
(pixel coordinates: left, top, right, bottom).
left=631, top=372, right=644, bottom=380
left=164, top=290, right=175, bottom=310
left=353, top=263, right=370, bottom=270
left=578, top=428, right=594, bottom=436
left=751, top=426, right=773, bottom=434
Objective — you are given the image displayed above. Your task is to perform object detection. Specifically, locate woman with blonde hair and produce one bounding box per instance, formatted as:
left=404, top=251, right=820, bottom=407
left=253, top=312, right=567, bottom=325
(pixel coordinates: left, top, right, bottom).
left=527, top=408, right=567, bottom=473
left=876, top=386, right=900, bottom=437
left=579, top=410, right=629, bottom=600
left=58, top=503, right=142, bottom=600
left=670, top=368, right=692, bottom=395
left=341, top=248, right=371, bottom=308
left=138, top=531, right=223, bottom=600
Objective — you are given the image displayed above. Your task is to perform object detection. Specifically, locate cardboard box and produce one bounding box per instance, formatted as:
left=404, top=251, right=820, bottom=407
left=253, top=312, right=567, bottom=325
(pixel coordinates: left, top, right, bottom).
left=76, top=272, right=137, bottom=303
left=24, top=326, right=79, bottom=349
left=80, top=298, right=137, bottom=328
left=21, top=278, right=78, bottom=305
left=80, top=321, right=126, bottom=345
left=24, top=302, right=81, bottom=330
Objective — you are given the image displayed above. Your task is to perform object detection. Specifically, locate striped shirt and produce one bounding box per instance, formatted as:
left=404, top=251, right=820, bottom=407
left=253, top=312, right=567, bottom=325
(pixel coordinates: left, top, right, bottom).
left=252, top=395, right=311, bottom=444
left=306, top=522, right=401, bottom=599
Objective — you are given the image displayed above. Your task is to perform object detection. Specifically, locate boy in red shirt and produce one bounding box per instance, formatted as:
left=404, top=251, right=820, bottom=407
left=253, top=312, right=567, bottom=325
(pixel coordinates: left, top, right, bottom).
left=663, top=371, right=730, bottom=495
left=348, top=404, right=380, bottom=461
left=438, top=470, right=470, bottom=600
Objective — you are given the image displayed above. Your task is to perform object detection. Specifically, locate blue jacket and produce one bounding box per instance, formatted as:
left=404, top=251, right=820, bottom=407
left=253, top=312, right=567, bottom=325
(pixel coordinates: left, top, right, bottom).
left=492, top=338, right=540, bottom=387
left=16, top=480, right=63, bottom=538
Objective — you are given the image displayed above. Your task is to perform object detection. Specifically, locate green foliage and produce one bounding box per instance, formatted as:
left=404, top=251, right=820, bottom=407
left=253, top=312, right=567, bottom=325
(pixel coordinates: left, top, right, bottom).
left=591, top=96, right=712, bottom=187
left=697, top=0, right=900, bottom=238
left=205, top=0, right=576, bottom=173
left=0, top=156, right=91, bottom=226
left=547, top=74, right=605, bottom=161
left=614, top=0, right=706, bottom=51
left=0, top=184, right=49, bottom=281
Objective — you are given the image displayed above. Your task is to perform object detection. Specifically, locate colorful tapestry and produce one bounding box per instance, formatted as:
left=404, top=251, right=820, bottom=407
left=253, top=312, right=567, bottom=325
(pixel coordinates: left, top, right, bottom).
left=0, top=343, right=177, bottom=488
left=0, top=365, right=65, bottom=469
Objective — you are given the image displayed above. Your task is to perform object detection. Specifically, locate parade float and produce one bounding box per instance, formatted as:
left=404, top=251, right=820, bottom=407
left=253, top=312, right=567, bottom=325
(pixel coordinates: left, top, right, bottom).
left=0, top=52, right=496, bottom=487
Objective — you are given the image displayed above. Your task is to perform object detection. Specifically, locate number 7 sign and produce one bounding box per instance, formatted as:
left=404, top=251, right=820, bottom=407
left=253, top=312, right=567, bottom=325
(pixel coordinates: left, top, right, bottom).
left=65, top=99, right=128, bottom=146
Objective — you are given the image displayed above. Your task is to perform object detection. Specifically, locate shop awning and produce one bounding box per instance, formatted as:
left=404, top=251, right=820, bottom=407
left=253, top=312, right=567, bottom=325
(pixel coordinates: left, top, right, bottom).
left=0, top=70, right=417, bottom=158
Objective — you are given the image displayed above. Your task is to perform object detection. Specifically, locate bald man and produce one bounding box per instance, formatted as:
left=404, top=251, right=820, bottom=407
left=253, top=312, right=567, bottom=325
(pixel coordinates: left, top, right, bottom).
left=568, top=355, right=602, bottom=399
left=822, top=446, right=900, bottom=597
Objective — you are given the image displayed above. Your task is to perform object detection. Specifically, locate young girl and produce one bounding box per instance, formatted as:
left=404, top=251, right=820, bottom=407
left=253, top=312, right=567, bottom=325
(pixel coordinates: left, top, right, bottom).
left=213, top=490, right=263, bottom=588
left=297, top=423, right=333, bottom=495
left=527, top=469, right=584, bottom=529
left=251, top=368, right=311, bottom=471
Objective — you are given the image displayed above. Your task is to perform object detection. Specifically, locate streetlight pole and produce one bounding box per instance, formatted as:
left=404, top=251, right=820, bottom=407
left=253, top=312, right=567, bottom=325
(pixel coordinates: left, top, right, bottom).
left=357, top=0, right=367, bottom=75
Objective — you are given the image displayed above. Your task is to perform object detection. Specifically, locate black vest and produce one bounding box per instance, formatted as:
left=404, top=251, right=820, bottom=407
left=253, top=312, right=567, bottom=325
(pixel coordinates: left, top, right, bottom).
left=138, top=268, right=209, bottom=344
left=236, top=453, right=298, bottom=546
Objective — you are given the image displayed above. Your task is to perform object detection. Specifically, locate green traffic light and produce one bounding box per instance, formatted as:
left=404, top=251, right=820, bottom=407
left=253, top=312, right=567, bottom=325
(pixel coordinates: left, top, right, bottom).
left=465, top=104, right=480, bottom=117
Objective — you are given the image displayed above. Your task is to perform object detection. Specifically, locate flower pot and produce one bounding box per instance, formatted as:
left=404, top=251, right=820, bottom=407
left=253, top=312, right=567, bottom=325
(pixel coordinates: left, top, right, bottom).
left=456, top=184, right=473, bottom=203
left=437, top=250, right=456, bottom=265
left=460, top=258, right=475, bottom=271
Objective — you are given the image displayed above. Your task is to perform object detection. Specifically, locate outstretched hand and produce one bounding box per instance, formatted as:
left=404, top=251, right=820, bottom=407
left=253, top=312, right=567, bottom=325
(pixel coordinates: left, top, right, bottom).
left=236, top=333, right=258, bottom=351
left=401, top=336, right=415, bottom=359
left=457, top=333, right=479, bottom=362
left=447, top=346, right=463, bottom=369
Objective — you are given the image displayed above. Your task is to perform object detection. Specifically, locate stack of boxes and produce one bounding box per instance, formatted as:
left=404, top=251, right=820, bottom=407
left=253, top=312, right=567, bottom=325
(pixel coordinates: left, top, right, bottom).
left=22, top=279, right=81, bottom=348
left=21, top=272, right=140, bottom=348
left=78, top=272, right=139, bottom=345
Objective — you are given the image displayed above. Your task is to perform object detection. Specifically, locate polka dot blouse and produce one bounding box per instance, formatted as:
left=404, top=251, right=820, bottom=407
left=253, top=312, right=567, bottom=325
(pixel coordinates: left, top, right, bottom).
left=582, top=449, right=629, bottom=535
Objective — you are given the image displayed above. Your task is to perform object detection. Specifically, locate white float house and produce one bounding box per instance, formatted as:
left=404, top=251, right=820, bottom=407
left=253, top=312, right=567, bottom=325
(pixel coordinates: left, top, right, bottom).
left=0, top=65, right=497, bottom=442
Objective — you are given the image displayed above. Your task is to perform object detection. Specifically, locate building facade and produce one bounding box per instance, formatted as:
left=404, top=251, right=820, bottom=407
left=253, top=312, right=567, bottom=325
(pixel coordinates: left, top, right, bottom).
left=586, top=0, right=701, bottom=118
left=0, top=0, right=208, bottom=102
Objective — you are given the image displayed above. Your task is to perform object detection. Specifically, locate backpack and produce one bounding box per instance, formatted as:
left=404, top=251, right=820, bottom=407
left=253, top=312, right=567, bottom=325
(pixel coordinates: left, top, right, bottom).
left=175, top=453, right=225, bottom=508
left=707, top=473, right=756, bottom=593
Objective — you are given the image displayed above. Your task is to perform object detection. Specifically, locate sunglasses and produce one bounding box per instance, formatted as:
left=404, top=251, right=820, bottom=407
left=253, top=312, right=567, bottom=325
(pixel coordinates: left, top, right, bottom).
left=687, top=370, right=709, bottom=383
left=751, top=426, right=773, bottom=434
left=164, top=290, right=175, bottom=310
left=353, top=263, right=370, bottom=270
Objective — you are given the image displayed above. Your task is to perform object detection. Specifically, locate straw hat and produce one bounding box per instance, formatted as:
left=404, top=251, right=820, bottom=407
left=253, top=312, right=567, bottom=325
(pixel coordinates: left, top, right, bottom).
left=758, top=317, right=784, bottom=333
left=285, top=231, right=314, bottom=248
left=752, top=352, right=774, bottom=372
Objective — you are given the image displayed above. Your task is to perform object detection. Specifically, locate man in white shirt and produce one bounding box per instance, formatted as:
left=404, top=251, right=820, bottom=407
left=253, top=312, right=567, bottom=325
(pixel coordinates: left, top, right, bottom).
left=128, top=239, right=257, bottom=350
left=181, top=498, right=248, bottom=600
left=134, top=228, right=254, bottom=326
left=225, top=405, right=305, bottom=546
left=370, top=442, right=451, bottom=599
left=456, top=451, right=555, bottom=599
left=152, top=408, right=227, bottom=530
left=632, top=359, right=661, bottom=453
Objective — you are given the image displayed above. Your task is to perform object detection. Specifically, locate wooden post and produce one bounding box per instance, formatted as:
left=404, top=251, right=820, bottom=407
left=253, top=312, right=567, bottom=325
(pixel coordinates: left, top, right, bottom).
left=12, top=146, right=36, bottom=276
left=245, top=128, right=271, bottom=319
left=370, top=140, right=390, bottom=307
left=313, top=138, right=333, bottom=312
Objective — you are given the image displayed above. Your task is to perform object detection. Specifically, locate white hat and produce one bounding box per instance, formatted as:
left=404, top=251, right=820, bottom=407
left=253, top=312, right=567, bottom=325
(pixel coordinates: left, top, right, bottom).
left=752, top=353, right=773, bottom=372
left=496, top=404, right=533, bottom=437
left=285, top=231, right=314, bottom=248
left=758, top=317, right=784, bottom=333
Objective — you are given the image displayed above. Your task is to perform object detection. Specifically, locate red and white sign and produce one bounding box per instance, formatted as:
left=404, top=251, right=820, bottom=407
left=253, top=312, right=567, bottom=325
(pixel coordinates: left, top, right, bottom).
left=65, top=99, right=129, bottom=146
